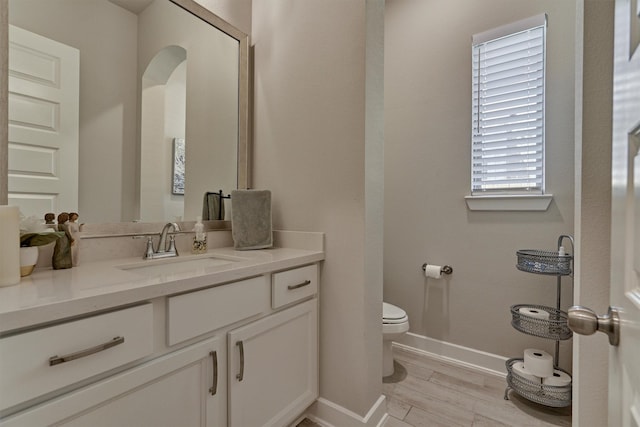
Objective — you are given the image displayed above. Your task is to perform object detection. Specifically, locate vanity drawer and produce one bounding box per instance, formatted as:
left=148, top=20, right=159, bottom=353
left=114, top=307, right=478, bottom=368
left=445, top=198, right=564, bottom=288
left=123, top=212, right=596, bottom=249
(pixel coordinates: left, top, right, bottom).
left=167, top=276, right=270, bottom=345
left=0, top=303, right=153, bottom=411
left=272, top=264, right=318, bottom=309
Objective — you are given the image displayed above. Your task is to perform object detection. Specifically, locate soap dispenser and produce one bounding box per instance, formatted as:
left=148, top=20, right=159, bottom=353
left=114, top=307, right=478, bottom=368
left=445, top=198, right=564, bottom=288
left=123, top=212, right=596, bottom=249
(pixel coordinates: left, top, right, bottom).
left=192, top=216, right=207, bottom=254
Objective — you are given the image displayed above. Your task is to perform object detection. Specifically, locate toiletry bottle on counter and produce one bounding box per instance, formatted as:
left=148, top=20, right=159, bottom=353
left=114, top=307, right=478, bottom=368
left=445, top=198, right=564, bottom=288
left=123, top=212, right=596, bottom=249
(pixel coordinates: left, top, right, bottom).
left=192, top=216, right=207, bottom=254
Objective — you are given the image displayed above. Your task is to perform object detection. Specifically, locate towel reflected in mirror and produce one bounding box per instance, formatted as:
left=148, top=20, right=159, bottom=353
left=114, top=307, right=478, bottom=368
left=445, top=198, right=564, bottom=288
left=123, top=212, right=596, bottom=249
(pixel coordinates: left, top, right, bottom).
left=202, top=191, right=227, bottom=220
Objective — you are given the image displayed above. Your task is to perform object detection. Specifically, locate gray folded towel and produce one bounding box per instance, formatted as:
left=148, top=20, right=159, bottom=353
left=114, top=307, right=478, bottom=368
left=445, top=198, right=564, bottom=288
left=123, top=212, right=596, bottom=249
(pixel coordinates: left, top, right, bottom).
left=202, top=192, right=226, bottom=220
left=231, top=189, right=273, bottom=250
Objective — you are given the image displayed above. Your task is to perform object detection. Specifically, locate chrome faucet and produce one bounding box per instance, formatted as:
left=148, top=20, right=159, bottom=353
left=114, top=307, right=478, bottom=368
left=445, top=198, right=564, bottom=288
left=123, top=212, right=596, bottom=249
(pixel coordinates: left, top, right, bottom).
left=144, top=222, right=180, bottom=259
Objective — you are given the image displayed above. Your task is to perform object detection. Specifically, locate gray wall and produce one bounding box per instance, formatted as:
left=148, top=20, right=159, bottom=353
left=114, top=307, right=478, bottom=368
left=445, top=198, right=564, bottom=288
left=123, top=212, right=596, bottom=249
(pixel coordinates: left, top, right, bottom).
left=384, top=0, right=577, bottom=367
left=251, top=0, right=384, bottom=418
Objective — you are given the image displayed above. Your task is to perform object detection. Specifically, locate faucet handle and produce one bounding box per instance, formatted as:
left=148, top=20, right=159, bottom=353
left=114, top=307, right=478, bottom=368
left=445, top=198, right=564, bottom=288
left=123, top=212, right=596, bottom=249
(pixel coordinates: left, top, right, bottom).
left=167, top=235, right=178, bottom=256
left=144, top=236, right=155, bottom=259
left=133, top=234, right=156, bottom=259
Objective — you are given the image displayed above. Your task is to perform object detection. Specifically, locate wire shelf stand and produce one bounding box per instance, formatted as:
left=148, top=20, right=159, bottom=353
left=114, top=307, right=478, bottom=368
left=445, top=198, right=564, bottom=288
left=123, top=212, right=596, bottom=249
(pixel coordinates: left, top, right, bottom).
left=505, top=234, right=574, bottom=408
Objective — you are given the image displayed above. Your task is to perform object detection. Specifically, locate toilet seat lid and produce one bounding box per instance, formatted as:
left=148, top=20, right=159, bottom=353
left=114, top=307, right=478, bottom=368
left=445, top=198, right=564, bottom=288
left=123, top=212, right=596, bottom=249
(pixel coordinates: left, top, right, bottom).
left=383, top=302, right=408, bottom=323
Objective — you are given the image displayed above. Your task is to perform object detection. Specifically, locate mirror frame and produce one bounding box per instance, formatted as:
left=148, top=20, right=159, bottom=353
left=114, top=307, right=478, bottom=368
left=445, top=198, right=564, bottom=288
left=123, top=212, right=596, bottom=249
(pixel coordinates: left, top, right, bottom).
left=1, top=0, right=7, bottom=204
left=0, top=0, right=251, bottom=227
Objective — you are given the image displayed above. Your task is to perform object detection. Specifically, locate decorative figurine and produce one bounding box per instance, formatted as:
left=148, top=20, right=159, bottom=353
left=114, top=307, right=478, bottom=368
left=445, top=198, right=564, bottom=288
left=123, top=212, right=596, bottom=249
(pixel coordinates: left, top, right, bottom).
left=53, top=212, right=73, bottom=269
left=68, top=212, right=80, bottom=266
left=57, top=212, right=69, bottom=227
left=44, top=213, right=55, bottom=224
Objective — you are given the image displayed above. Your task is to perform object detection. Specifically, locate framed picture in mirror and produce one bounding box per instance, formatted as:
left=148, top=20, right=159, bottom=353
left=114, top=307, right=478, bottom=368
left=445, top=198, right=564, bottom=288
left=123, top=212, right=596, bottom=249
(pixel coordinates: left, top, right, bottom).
left=172, top=138, right=185, bottom=195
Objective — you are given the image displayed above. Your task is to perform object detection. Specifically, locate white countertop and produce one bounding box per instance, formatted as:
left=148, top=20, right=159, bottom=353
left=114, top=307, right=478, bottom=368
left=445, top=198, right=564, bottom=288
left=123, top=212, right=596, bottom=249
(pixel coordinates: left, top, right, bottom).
left=0, top=246, right=324, bottom=334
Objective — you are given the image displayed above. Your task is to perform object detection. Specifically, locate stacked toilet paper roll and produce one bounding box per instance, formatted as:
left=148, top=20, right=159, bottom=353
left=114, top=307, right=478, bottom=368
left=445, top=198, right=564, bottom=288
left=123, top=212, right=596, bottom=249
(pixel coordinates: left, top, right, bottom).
left=512, top=361, right=541, bottom=383
left=513, top=348, right=572, bottom=387
left=518, top=306, right=550, bottom=320
left=543, top=369, right=572, bottom=387
left=523, top=348, right=554, bottom=378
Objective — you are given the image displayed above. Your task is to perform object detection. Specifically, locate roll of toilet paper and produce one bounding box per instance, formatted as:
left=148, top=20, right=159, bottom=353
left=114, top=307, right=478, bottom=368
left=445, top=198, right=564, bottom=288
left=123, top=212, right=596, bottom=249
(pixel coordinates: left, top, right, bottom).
left=518, top=306, right=550, bottom=320
left=512, top=361, right=541, bottom=383
left=424, top=264, right=442, bottom=279
left=524, top=348, right=554, bottom=378
left=543, top=369, right=572, bottom=387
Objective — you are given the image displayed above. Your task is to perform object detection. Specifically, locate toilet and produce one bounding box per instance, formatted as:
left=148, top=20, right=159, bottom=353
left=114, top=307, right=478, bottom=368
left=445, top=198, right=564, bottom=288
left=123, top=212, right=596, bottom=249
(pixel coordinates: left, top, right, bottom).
left=382, top=302, right=410, bottom=377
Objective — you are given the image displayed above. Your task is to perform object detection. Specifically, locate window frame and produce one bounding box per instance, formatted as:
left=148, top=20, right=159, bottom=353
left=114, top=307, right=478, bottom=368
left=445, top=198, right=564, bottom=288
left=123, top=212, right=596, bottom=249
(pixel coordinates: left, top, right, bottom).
left=468, top=14, right=550, bottom=210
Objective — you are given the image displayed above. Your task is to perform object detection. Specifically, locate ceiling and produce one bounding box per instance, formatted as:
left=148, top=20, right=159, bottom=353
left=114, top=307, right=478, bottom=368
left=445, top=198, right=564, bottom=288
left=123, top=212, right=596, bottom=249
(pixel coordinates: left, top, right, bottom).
left=108, top=0, right=154, bottom=14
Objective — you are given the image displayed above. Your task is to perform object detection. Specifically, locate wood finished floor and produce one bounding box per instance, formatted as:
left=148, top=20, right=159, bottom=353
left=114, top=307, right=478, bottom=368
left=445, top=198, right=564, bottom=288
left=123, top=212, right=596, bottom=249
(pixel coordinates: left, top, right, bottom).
left=298, top=345, right=571, bottom=427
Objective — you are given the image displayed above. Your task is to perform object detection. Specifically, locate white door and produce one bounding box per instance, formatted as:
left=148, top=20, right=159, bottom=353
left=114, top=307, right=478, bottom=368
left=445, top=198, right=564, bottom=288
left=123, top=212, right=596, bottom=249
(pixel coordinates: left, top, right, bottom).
left=8, top=25, right=79, bottom=217
left=610, top=0, right=640, bottom=425
left=569, top=1, right=640, bottom=424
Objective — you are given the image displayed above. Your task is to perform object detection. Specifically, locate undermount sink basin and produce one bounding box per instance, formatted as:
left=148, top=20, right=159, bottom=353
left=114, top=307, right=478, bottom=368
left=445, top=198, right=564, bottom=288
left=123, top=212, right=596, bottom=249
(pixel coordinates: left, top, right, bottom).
left=118, top=256, right=238, bottom=277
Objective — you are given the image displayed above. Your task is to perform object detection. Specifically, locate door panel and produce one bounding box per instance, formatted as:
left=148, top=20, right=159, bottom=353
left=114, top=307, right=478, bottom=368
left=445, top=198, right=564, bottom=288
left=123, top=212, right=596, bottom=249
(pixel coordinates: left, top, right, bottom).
left=8, top=25, right=79, bottom=217
left=610, top=1, right=640, bottom=425
left=228, top=300, right=318, bottom=427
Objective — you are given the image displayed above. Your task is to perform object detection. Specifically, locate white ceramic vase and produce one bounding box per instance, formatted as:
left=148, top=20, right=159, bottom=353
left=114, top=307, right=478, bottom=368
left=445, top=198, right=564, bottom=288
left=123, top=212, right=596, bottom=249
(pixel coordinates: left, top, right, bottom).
left=19, top=246, right=39, bottom=277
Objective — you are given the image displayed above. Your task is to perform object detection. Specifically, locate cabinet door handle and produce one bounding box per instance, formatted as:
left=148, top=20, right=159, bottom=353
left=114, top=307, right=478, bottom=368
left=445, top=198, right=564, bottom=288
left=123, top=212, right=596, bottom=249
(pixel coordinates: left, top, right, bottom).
left=49, top=336, right=125, bottom=366
left=209, top=351, right=218, bottom=395
left=287, top=280, right=311, bottom=290
left=236, top=340, right=244, bottom=381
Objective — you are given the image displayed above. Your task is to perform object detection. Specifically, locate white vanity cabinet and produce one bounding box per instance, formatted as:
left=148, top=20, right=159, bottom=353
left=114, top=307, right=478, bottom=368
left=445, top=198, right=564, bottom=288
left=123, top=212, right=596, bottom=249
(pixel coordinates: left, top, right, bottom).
left=1, top=260, right=320, bottom=427
left=1, top=336, right=226, bottom=427
left=168, top=264, right=319, bottom=427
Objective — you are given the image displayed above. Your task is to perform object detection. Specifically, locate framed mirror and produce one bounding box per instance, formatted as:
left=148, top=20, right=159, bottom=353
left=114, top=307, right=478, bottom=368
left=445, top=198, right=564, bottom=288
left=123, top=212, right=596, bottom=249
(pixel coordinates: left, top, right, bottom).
left=1, top=0, right=249, bottom=226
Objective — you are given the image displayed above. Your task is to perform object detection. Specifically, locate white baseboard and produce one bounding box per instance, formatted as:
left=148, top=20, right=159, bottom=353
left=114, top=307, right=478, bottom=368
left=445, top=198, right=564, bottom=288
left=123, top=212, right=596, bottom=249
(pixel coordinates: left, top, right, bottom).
left=395, top=332, right=508, bottom=378
left=304, top=334, right=505, bottom=426
left=306, top=395, right=388, bottom=427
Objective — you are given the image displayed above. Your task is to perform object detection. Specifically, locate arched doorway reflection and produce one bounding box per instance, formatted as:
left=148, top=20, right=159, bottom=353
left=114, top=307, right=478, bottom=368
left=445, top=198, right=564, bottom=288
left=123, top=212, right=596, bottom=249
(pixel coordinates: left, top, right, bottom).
left=140, top=45, right=186, bottom=222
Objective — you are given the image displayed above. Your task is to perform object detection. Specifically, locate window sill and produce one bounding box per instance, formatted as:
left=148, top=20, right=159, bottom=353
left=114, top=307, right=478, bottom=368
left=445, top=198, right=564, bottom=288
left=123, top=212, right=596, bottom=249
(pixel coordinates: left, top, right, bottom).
left=464, top=194, right=553, bottom=211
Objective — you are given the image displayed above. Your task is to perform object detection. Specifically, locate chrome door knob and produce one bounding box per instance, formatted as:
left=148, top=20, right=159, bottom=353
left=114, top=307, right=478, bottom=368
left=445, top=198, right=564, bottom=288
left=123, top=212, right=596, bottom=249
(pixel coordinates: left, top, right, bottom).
left=568, top=305, right=620, bottom=346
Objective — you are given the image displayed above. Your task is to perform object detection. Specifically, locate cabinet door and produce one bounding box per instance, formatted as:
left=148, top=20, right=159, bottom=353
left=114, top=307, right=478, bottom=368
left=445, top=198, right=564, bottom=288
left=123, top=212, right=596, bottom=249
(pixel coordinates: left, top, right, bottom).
left=1, top=337, right=226, bottom=427
left=228, top=299, right=318, bottom=427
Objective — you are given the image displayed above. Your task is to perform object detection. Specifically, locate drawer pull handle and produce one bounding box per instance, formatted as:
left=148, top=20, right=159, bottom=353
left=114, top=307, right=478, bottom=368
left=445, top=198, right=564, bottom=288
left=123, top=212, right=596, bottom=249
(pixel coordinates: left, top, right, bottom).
left=209, top=351, right=218, bottom=395
left=49, top=336, right=125, bottom=366
left=236, top=340, right=244, bottom=381
left=287, top=280, right=311, bottom=291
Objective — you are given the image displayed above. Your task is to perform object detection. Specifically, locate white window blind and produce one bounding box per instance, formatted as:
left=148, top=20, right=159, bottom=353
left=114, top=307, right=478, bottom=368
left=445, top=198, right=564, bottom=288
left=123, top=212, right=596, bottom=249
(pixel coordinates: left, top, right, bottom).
left=471, top=15, right=546, bottom=195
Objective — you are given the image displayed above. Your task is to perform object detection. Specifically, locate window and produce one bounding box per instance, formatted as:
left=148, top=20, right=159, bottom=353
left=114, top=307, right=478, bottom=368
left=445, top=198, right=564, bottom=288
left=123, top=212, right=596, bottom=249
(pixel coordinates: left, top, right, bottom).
left=471, top=15, right=547, bottom=196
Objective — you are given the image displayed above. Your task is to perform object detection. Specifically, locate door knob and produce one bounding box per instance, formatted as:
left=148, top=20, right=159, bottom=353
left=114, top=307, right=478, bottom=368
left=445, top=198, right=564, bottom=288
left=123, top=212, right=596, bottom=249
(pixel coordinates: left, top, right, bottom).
left=567, top=305, right=620, bottom=346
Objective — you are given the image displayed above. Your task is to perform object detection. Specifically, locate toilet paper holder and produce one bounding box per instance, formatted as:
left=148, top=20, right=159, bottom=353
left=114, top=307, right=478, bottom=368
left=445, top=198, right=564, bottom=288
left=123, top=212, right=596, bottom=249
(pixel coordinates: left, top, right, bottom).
left=422, top=263, right=453, bottom=275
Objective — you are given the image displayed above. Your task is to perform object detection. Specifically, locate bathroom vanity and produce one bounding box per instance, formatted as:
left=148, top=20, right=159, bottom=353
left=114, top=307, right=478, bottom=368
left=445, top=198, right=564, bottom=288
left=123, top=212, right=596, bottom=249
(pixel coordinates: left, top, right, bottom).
left=0, top=231, right=323, bottom=427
